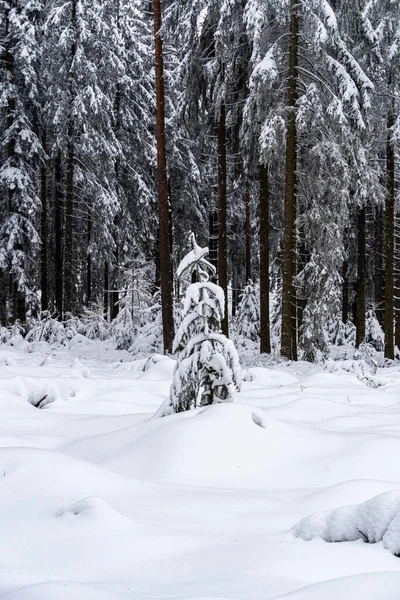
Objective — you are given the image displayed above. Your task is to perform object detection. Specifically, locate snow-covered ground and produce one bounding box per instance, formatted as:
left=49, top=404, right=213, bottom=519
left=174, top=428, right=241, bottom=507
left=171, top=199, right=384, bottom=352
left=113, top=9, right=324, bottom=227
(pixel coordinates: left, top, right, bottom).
left=1, top=336, right=400, bottom=599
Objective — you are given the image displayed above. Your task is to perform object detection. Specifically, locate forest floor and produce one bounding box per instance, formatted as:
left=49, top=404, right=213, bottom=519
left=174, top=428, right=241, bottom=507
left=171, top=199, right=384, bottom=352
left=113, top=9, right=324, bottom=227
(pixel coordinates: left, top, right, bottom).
left=0, top=336, right=400, bottom=599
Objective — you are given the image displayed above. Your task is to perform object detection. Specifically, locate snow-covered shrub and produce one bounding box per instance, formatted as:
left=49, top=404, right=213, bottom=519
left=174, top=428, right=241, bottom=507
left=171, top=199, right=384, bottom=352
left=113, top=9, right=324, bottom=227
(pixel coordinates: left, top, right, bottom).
left=158, top=233, right=241, bottom=415
left=365, top=310, right=384, bottom=351
left=129, top=300, right=163, bottom=355
left=80, top=308, right=110, bottom=341
left=235, top=281, right=260, bottom=342
left=293, top=490, right=400, bottom=557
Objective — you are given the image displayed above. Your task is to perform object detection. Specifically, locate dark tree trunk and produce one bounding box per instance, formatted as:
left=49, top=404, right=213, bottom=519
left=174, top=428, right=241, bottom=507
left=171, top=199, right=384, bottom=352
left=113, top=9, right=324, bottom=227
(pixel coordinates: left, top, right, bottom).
left=111, top=246, right=119, bottom=321
left=245, top=189, right=251, bottom=283
left=104, top=262, right=109, bottom=320
left=40, top=128, right=48, bottom=313
left=342, top=258, right=349, bottom=323
left=209, top=209, right=218, bottom=282
left=281, top=0, right=298, bottom=360
left=54, top=152, right=63, bottom=319
left=154, top=0, right=174, bottom=353
left=385, top=106, right=395, bottom=359
left=356, top=205, right=366, bottom=347
left=259, top=164, right=271, bottom=354
left=87, top=211, right=92, bottom=307
left=374, top=205, right=384, bottom=326
left=218, top=102, right=229, bottom=336
left=63, top=0, right=77, bottom=316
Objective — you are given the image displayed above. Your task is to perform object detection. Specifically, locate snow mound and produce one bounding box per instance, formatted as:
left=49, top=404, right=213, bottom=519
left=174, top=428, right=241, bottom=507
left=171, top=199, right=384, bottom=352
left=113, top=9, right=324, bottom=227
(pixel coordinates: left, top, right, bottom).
left=292, top=490, right=400, bottom=555
left=272, top=572, right=400, bottom=599
left=2, top=581, right=128, bottom=600
left=55, top=497, right=132, bottom=527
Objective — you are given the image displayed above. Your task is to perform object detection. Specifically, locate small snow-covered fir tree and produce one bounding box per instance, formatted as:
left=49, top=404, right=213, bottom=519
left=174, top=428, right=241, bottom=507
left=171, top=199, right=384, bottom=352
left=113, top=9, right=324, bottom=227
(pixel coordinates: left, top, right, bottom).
left=158, top=234, right=241, bottom=416
left=235, top=281, right=260, bottom=342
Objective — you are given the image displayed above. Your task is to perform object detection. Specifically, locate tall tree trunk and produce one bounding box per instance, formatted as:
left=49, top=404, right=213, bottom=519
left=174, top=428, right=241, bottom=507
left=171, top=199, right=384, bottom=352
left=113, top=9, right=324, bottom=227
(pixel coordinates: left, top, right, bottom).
left=209, top=209, right=218, bottom=282
left=54, top=151, right=63, bottom=319
left=87, top=211, right=92, bottom=307
left=63, top=0, right=77, bottom=316
left=374, top=205, right=384, bottom=326
left=111, top=245, right=119, bottom=321
left=259, top=164, right=271, bottom=354
left=356, top=205, right=366, bottom=347
left=153, top=0, right=174, bottom=353
left=245, top=189, right=251, bottom=283
left=385, top=105, right=395, bottom=359
left=40, top=128, right=48, bottom=313
left=281, top=0, right=298, bottom=360
left=218, top=102, right=229, bottom=336
left=104, top=262, right=109, bottom=320
left=342, top=258, right=349, bottom=324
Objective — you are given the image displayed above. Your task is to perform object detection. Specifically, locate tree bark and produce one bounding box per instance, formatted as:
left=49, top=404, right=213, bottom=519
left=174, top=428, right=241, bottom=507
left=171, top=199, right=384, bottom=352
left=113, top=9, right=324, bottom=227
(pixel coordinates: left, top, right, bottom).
left=281, top=0, right=298, bottom=360
left=342, top=258, right=349, bottom=324
left=374, top=205, right=384, bottom=326
left=385, top=105, right=395, bottom=358
left=209, top=209, right=218, bottom=282
left=259, top=164, right=271, bottom=354
left=54, top=151, right=63, bottom=319
left=104, top=262, right=109, bottom=320
left=40, top=128, right=48, bottom=313
left=245, top=189, right=251, bottom=283
left=87, top=211, right=92, bottom=308
left=356, top=205, right=366, bottom=347
left=154, top=0, right=174, bottom=353
left=218, top=102, right=229, bottom=337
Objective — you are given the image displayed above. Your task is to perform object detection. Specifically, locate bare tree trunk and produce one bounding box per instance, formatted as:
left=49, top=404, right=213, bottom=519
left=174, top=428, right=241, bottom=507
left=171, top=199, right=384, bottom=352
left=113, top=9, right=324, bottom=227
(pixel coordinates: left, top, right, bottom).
left=259, top=164, right=271, bottom=354
left=385, top=104, right=395, bottom=359
left=40, top=128, right=48, bottom=313
left=54, top=151, right=63, bottom=319
left=218, top=102, right=229, bottom=337
left=87, top=211, right=91, bottom=307
left=104, top=262, right=109, bottom=320
left=245, top=189, right=251, bottom=284
left=281, top=0, right=298, bottom=360
left=153, top=0, right=174, bottom=353
left=356, top=205, right=366, bottom=347
left=342, top=258, right=349, bottom=323
left=374, top=205, right=384, bottom=326
left=209, top=209, right=218, bottom=282
left=63, top=0, right=77, bottom=316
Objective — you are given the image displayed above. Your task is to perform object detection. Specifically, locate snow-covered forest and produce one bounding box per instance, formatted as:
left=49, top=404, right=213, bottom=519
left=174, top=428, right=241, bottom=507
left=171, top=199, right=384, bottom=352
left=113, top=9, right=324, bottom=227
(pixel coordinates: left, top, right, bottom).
left=1, top=1, right=400, bottom=598
left=0, top=0, right=398, bottom=361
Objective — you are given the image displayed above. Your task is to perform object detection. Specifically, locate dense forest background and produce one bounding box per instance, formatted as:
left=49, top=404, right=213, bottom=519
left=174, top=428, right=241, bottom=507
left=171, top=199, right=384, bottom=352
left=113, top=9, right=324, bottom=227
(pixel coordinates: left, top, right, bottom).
left=0, top=0, right=399, bottom=362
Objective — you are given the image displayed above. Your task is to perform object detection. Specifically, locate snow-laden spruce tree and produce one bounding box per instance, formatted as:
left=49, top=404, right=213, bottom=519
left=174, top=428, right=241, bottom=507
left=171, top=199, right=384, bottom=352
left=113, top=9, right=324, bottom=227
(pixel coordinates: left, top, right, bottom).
left=235, top=281, right=260, bottom=342
left=157, top=234, right=241, bottom=416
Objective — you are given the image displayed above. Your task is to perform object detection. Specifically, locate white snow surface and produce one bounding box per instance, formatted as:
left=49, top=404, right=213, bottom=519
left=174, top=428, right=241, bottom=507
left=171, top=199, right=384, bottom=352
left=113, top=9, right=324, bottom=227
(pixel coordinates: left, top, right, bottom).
left=1, top=336, right=400, bottom=598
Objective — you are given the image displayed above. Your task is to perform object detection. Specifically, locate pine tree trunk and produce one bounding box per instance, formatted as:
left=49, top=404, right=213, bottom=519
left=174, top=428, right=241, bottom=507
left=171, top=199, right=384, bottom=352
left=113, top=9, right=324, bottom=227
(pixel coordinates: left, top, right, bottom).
left=154, top=0, right=174, bottom=353
left=104, top=262, right=109, bottom=320
left=259, top=164, right=271, bottom=354
left=342, top=258, right=349, bottom=323
left=209, top=210, right=218, bottom=282
left=374, top=205, right=384, bottom=327
left=245, top=189, right=251, bottom=284
left=64, top=0, right=77, bottom=317
left=281, top=0, right=298, bottom=360
left=385, top=106, right=395, bottom=359
left=54, top=151, right=63, bottom=319
left=40, top=128, right=48, bottom=313
left=218, top=102, right=229, bottom=337
left=87, top=211, right=91, bottom=307
left=111, top=245, right=119, bottom=320
left=356, top=205, right=366, bottom=347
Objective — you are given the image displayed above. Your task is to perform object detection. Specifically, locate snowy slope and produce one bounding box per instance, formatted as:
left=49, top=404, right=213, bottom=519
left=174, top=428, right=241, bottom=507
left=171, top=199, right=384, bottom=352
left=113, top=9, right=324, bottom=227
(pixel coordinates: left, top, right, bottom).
left=1, top=336, right=400, bottom=598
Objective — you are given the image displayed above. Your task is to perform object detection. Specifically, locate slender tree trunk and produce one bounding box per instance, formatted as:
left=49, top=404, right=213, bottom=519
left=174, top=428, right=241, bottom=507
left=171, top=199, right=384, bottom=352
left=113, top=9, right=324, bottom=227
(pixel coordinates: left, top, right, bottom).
left=374, top=205, right=384, bottom=326
left=209, top=209, right=218, bottom=282
left=259, top=164, right=271, bottom=354
left=54, top=152, right=63, bottom=319
left=385, top=105, right=395, bottom=359
left=154, top=0, right=174, bottom=353
left=356, top=205, right=366, bottom=347
left=342, top=258, right=349, bottom=323
left=111, top=245, right=119, bottom=320
left=40, top=128, right=48, bottom=313
left=218, top=102, right=229, bottom=336
left=281, top=0, right=298, bottom=360
left=87, top=211, right=92, bottom=307
left=104, top=262, right=109, bottom=320
left=245, top=189, right=251, bottom=283
left=64, top=0, right=77, bottom=316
